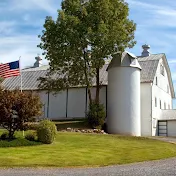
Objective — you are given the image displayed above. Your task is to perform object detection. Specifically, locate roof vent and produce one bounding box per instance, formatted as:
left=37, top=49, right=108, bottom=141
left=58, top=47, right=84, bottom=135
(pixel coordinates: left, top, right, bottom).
left=33, top=55, right=42, bottom=67
left=141, top=44, right=150, bottom=57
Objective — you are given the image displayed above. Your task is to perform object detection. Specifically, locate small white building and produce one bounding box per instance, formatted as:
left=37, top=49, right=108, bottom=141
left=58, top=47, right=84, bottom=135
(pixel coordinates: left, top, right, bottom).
left=2, top=45, right=176, bottom=136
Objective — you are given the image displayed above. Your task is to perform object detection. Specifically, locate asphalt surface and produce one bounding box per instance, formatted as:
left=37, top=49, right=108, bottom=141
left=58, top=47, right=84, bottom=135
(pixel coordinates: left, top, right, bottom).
left=148, top=136, right=176, bottom=144
left=0, top=157, right=176, bottom=176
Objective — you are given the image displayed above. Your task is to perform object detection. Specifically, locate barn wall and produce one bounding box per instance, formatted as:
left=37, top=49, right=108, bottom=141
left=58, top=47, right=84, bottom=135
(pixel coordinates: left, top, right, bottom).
left=36, top=91, right=48, bottom=118
left=86, top=86, right=107, bottom=115
left=141, top=83, right=152, bottom=136
left=48, top=90, right=67, bottom=119
left=152, top=59, right=173, bottom=136
left=67, top=88, right=87, bottom=118
left=36, top=86, right=107, bottom=120
left=168, top=121, right=176, bottom=136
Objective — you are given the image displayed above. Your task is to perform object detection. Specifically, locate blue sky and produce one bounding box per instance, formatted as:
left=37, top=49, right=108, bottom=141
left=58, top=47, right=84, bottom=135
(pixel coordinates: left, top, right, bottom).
left=0, top=0, right=176, bottom=102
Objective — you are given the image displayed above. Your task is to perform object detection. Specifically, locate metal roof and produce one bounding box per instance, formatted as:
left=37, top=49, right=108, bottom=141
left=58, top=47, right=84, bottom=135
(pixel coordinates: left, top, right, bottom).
left=139, top=60, right=159, bottom=82
left=138, top=54, right=164, bottom=82
left=1, top=54, right=166, bottom=90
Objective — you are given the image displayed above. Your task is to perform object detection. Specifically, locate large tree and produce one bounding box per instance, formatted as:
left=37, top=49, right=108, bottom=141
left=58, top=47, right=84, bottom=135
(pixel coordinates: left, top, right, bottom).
left=38, top=0, right=136, bottom=104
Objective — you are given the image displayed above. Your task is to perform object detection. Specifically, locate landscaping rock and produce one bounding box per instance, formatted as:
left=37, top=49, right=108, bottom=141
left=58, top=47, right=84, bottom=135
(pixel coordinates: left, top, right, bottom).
left=60, top=128, right=107, bottom=134
left=66, top=127, right=72, bottom=132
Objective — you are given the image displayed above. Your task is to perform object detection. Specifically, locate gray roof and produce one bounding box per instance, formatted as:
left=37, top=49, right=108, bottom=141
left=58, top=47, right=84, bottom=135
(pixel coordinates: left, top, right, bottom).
left=138, top=54, right=163, bottom=82
left=1, top=53, right=166, bottom=90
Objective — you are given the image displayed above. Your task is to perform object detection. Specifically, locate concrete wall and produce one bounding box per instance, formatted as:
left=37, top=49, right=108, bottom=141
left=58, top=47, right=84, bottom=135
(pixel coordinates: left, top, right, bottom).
left=140, top=83, right=152, bottom=136
left=107, top=67, right=141, bottom=136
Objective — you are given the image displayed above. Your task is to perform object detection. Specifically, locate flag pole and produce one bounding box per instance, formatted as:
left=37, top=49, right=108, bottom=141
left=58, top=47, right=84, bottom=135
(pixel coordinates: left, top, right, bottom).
left=19, top=56, right=22, bottom=92
left=19, top=56, right=24, bottom=137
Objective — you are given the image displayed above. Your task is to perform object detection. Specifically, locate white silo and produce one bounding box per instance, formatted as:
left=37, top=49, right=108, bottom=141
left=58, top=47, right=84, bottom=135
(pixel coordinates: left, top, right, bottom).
left=107, top=51, right=141, bottom=136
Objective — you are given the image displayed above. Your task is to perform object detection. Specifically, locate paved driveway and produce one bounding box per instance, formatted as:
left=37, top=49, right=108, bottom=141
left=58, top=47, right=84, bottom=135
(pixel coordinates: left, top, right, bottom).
left=148, top=136, right=176, bottom=144
left=0, top=157, right=176, bottom=176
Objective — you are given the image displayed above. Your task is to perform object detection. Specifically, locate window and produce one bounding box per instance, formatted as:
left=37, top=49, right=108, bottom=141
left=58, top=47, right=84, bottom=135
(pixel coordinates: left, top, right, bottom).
left=160, top=100, right=162, bottom=109
left=155, top=77, right=158, bottom=85
left=155, top=97, right=157, bottom=107
left=164, top=102, right=166, bottom=109
left=160, top=64, right=164, bottom=76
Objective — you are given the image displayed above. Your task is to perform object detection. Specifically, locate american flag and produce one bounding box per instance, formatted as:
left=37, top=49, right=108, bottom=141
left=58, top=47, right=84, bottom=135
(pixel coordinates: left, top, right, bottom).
left=0, top=60, right=20, bottom=78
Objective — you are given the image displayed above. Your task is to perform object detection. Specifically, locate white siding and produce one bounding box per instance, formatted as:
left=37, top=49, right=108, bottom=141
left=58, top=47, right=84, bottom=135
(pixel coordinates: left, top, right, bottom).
left=141, top=83, right=152, bottom=136
left=87, top=86, right=107, bottom=114
left=36, top=91, right=48, bottom=118
left=168, top=121, right=176, bottom=136
left=67, top=88, right=86, bottom=118
left=36, top=86, right=107, bottom=120
left=49, top=90, right=67, bottom=119
left=152, top=59, right=173, bottom=136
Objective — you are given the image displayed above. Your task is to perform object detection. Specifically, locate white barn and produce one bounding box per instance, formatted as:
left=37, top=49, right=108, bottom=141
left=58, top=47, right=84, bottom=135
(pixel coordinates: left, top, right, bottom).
left=2, top=44, right=176, bottom=137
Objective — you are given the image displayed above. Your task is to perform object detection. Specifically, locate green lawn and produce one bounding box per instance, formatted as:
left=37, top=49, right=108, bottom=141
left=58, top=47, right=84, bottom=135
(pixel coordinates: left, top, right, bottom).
left=0, top=131, right=176, bottom=167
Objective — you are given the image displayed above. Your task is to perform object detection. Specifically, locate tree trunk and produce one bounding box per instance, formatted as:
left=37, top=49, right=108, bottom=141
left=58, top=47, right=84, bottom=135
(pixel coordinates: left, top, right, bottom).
left=8, top=130, right=14, bottom=139
left=95, top=68, right=100, bottom=103
left=83, top=49, right=92, bottom=105
left=87, top=87, right=92, bottom=105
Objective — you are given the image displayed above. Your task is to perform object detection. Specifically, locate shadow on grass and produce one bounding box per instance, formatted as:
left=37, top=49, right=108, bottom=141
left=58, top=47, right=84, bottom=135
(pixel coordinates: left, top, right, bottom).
left=0, top=138, right=42, bottom=148
left=55, top=120, right=91, bottom=131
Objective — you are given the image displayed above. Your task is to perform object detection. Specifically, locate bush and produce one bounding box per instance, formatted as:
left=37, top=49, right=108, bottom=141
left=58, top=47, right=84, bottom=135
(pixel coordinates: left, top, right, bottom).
left=25, top=133, right=36, bottom=141
left=0, top=90, right=42, bottom=139
left=22, top=122, right=39, bottom=131
left=1, top=132, right=9, bottom=140
left=37, top=120, right=57, bottom=144
left=87, top=101, right=106, bottom=129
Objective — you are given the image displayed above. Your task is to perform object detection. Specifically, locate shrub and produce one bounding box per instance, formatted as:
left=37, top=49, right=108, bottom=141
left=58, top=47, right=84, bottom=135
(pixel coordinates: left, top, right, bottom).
left=1, top=132, right=9, bottom=140
left=87, top=101, right=106, bottom=129
left=37, top=120, right=57, bottom=144
left=25, top=133, right=36, bottom=141
left=0, top=90, right=42, bottom=139
left=22, top=122, right=39, bottom=131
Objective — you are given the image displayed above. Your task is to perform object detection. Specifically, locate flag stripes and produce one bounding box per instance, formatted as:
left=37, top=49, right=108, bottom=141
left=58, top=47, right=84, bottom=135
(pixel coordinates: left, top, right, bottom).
left=0, top=61, right=20, bottom=78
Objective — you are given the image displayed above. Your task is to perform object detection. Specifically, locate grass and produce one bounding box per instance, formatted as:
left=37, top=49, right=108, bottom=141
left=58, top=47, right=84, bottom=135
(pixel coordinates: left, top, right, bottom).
left=0, top=131, right=175, bottom=167
left=0, top=131, right=41, bottom=148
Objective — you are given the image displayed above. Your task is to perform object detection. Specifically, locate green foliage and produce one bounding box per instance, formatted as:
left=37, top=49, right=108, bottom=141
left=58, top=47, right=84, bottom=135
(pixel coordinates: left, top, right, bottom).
left=25, top=133, right=36, bottom=141
left=0, top=90, right=42, bottom=139
left=0, top=138, right=42, bottom=148
left=0, top=77, right=4, bottom=83
left=87, top=101, right=106, bottom=128
left=38, top=0, right=136, bottom=103
left=37, top=120, right=57, bottom=144
left=1, top=132, right=9, bottom=140
left=23, top=122, right=39, bottom=131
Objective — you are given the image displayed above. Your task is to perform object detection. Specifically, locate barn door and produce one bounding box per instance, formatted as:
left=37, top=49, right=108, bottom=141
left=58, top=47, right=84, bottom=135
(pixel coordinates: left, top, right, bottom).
left=158, top=121, right=167, bottom=136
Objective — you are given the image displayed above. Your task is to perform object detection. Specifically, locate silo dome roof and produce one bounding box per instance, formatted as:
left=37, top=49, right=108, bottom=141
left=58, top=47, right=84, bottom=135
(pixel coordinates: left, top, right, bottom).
left=107, top=51, right=141, bottom=71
